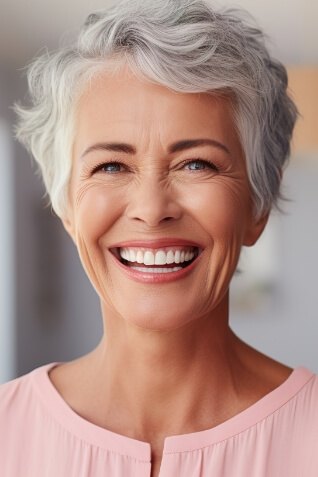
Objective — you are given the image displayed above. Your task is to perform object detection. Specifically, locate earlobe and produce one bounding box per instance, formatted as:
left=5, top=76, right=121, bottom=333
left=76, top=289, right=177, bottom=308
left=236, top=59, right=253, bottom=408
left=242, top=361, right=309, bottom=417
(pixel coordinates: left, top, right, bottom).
left=243, top=211, right=270, bottom=247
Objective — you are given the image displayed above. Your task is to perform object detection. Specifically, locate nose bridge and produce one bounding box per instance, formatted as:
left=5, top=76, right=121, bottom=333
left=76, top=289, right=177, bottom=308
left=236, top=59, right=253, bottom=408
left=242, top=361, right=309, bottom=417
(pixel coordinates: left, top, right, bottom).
left=126, top=169, right=182, bottom=226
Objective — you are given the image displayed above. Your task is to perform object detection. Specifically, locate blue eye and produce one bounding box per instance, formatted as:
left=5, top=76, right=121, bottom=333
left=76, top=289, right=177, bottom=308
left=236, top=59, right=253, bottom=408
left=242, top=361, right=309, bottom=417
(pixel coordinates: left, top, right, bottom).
left=93, top=161, right=124, bottom=174
left=92, top=158, right=218, bottom=175
left=182, top=158, right=218, bottom=171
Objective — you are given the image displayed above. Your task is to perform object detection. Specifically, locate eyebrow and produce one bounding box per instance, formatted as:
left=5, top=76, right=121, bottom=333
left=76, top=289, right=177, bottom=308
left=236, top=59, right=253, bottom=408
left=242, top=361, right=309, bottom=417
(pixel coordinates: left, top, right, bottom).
left=80, top=138, right=230, bottom=158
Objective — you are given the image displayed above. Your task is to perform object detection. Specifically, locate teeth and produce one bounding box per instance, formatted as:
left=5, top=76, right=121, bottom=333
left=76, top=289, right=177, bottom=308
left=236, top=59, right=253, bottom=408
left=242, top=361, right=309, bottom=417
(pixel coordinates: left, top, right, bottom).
left=119, top=247, right=197, bottom=265
left=155, top=250, right=166, bottom=265
left=136, top=250, right=143, bottom=263
left=144, top=251, right=155, bottom=265
left=129, top=249, right=136, bottom=262
left=130, top=266, right=183, bottom=273
left=166, top=250, right=175, bottom=264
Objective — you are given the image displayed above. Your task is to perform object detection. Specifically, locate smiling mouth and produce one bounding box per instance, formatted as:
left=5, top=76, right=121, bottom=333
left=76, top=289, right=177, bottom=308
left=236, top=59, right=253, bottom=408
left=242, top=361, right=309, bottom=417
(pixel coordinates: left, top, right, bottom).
left=110, top=247, right=201, bottom=269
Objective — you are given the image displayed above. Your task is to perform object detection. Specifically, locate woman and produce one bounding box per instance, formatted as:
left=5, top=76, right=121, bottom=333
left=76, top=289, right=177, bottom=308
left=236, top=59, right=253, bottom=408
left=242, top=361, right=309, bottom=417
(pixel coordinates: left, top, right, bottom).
left=1, top=0, right=317, bottom=476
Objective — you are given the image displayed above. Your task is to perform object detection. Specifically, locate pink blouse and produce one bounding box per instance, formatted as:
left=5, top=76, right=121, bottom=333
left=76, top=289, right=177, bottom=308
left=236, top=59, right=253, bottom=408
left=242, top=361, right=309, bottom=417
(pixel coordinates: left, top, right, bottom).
left=1, top=361, right=318, bottom=476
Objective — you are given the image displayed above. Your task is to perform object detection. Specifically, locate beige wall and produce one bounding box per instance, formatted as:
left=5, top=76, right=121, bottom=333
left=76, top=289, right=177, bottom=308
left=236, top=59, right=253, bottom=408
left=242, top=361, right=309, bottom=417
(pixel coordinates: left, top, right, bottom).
left=288, top=67, right=318, bottom=156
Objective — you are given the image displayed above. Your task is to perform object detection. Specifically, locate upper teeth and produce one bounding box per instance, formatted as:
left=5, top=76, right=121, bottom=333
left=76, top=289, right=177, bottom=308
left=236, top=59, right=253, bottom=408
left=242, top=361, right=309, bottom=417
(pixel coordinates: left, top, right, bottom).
left=119, top=247, right=197, bottom=265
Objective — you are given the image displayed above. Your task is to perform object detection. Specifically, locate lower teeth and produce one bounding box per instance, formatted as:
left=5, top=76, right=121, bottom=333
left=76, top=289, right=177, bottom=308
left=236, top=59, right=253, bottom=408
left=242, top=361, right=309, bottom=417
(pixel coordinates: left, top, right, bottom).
left=130, top=266, right=183, bottom=273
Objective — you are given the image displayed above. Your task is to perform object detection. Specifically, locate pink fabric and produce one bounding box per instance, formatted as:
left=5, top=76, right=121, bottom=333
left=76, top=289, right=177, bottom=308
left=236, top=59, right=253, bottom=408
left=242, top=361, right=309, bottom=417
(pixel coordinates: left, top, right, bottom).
left=1, top=362, right=318, bottom=476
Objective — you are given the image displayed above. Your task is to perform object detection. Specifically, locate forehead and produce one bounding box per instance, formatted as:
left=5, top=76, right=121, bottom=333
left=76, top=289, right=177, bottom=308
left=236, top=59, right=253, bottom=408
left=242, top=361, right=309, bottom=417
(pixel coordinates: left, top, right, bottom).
left=74, top=66, right=239, bottom=152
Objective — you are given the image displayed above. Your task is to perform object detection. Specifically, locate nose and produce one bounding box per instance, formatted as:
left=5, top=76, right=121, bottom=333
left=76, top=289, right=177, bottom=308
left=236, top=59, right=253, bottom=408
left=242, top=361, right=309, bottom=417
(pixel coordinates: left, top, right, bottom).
left=125, top=176, right=182, bottom=227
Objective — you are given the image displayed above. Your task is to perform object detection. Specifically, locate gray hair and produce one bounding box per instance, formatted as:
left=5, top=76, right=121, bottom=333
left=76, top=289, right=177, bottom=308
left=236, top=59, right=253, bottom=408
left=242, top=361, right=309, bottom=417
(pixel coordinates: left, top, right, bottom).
left=14, top=0, right=298, bottom=221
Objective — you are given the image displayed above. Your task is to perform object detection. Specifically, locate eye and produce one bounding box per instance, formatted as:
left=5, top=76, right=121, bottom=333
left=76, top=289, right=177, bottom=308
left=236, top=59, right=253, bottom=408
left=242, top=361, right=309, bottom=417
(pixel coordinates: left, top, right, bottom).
left=92, top=161, right=125, bottom=174
left=181, top=158, right=219, bottom=172
left=91, top=158, right=219, bottom=175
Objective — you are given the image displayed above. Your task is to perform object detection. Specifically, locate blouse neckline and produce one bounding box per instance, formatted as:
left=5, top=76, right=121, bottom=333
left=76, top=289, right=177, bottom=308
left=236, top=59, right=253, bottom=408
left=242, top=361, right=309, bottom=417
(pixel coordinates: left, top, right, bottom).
left=30, top=362, right=314, bottom=461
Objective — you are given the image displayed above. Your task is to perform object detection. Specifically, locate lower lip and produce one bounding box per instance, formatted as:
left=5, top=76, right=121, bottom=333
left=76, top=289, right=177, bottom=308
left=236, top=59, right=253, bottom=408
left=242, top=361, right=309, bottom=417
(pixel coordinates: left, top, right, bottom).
left=108, top=250, right=203, bottom=284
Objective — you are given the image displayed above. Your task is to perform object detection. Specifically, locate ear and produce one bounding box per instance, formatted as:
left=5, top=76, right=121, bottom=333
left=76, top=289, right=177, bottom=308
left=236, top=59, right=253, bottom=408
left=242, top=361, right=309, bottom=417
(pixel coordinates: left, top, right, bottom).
left=242, top=210, right=270, bottom=247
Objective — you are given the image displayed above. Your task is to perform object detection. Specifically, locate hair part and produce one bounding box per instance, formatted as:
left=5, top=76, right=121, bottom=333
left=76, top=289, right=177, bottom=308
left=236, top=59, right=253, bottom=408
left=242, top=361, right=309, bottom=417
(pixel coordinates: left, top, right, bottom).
left=14, top=0, right=298, bottom=221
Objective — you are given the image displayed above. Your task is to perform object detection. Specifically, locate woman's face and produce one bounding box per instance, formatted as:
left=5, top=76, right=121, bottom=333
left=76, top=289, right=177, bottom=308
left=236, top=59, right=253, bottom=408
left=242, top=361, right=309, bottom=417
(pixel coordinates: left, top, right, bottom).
left=66, top=66, right=267, bottom=331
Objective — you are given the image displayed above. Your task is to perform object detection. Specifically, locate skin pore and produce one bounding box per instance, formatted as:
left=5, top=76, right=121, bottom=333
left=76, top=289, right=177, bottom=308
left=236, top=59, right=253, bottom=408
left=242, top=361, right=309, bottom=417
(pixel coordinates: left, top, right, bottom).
left=49, top=65, right=292, bottom=474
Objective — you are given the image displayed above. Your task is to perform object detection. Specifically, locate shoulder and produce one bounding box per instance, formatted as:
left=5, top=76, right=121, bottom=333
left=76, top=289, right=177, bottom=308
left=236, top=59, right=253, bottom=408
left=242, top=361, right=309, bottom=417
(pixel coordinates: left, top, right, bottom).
left=0, top=369, right=37, bottom=464
left=0, top=364, right=56, bottom=456
left=296, top=368, right=318, bottom=402
left=0, top=368, right=36, bottom=421
left=285, top=367, right=318, bottom=407
left=282, top=368, right=318, bottom=436
left=300, top=370, right=318, bottom=412
left=0, top=364, right=60, bottom=473
left=0, top=363, right=57, bottom=422
left=0, top=371, right=29, bottom=401
left=284, top=369, right=318, bottom=471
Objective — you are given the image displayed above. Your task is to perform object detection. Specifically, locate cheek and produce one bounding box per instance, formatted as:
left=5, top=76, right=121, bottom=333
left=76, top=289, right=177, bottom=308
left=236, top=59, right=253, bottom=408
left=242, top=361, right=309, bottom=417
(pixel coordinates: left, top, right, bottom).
left=180, top=180, right=249, bottom=239
left=73, top=176, right=250, bottom=245
left=75, top=185, right=123, bottom=243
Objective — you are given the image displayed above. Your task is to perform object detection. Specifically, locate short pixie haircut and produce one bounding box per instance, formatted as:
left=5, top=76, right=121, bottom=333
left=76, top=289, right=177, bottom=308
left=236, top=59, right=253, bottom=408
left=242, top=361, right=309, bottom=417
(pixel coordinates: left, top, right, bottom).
left=15, top=0, right=298, bottom=221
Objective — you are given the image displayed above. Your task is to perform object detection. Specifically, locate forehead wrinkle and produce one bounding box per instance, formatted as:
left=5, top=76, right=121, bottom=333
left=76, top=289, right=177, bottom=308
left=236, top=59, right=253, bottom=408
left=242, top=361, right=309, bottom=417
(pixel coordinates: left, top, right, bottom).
left=132, top=117, right=168, bottom=162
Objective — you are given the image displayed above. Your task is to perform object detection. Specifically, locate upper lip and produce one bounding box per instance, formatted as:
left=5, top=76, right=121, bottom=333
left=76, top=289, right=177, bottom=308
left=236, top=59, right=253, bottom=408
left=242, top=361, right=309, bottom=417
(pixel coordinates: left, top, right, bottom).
left=108, top=238, right=204, bottom=250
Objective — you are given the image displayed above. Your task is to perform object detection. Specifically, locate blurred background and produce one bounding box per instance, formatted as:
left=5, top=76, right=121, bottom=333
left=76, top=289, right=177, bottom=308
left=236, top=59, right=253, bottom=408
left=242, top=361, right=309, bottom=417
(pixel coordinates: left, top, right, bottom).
left=0, top=0, right=317, bottom=383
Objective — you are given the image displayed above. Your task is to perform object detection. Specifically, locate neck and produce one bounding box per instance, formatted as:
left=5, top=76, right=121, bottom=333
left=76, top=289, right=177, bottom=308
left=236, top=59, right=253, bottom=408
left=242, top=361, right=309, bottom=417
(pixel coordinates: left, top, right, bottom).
left=80, top=294, right=252, bottom=441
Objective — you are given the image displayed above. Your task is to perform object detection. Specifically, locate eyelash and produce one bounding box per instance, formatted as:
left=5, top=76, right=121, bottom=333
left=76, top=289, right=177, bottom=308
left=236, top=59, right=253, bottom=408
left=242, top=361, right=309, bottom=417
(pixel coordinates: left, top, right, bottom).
left=181, top=158, right=219, bottom=172
left=92, top=158, right=219, bottom=174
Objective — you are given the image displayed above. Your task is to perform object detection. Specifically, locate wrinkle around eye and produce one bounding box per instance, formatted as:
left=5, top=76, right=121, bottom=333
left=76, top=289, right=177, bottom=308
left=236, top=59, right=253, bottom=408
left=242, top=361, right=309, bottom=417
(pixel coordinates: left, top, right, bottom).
left=212, top=174, right=251, bottom=205
left=75, top=182, right=100, bottom=209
